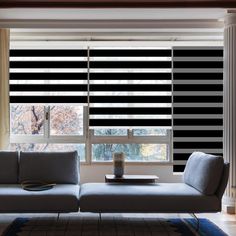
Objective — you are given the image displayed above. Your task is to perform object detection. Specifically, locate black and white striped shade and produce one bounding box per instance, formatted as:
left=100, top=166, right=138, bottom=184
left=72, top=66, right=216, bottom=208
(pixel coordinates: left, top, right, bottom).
left=89, top=48, right=172, bottom=128
left=172, top=47, right=223, bottom=172
left=9, top=46, right=223, bottom=172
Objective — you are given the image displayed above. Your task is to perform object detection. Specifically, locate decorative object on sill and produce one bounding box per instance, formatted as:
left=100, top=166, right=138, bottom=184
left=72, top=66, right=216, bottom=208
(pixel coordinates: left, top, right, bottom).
left=21, top=180, right=56, bottom=191
left=113, top=152, right=125, bottom=177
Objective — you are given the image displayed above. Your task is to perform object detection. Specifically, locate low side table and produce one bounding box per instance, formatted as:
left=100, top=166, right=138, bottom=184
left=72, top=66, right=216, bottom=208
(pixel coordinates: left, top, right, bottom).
left=105, top=174, right=159, bottom=184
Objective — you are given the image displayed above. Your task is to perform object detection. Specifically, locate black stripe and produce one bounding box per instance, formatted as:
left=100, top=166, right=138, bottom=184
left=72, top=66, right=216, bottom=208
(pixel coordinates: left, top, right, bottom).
left=173, top=153, right=223, bottom=160
left=10, top=73, right=87, bottom=80
left=173, top=130, right=223, bottom=137
left=173, top=153, right=191, bottom=161
left=173, top=165, right=185, bottom=172
left=173, top=73, right=223, bottom=80
left=173, top=84, right=223, bottom=91
left=10, top=49, right=87, bottom=57
left=173, top=61, right=223, bottom=69
left=10, top=96, right=88, bottom=103
left=10, top=84, right=87, bottom=92
left=173, top=49, right=223, bottom=57
left=90, top=107, right=172, bottom=115
left=90, top=84, right=171, bottom=92
left=174, top=142, right=223, bottom=149
left=90, top=73, right=172, bottom=80
left=10, top=61, right=87, bottom=68
left=90, top=96, right=171, bottom=103
left=173, top=119, right=223, bottom=126
left=89, top=119, right=172, bottom=127
left=174, top=96, right=223, bottom=103
left=90, top=61, right=171, bottom=68
left=90, top=49, right=172, bottom=57
left=173, top=107, right=223, bottom=114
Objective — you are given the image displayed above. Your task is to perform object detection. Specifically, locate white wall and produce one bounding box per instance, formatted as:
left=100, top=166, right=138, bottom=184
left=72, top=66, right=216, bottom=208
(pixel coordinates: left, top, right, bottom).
left=80, top=164, right=182, bottom=183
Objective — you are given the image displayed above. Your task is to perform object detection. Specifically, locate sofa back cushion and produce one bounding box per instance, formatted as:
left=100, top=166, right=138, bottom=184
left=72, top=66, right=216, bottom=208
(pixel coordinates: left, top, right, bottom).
left=183, top=152, right=224, bottom=195
left=19, top=151, right=79, bottom=184
left=0, top=151, right=18, bottom=184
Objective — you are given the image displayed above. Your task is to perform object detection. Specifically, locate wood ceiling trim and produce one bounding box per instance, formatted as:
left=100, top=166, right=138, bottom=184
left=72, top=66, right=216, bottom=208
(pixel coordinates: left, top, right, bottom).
left=0, top=0, right=236, bottom=8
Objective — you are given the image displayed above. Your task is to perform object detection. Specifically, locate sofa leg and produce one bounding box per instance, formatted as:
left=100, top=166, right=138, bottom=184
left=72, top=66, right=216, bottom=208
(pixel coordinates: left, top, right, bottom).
left=56, top=213, right=60, bottom=222
left=190, top=213, right=199, bottom=232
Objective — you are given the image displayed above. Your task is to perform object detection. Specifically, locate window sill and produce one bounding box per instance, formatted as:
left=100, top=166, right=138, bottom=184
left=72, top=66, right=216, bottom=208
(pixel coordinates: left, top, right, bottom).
left=81, top=161, right=173, bottom=166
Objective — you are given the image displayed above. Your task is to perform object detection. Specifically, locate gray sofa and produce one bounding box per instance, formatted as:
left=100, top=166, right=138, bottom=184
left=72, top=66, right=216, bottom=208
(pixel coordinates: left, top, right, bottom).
left=0, top=151, right=79, bottom=213
left=80, top=152, right=229, bottom=214
left=0, top=151, right=229, bottom=216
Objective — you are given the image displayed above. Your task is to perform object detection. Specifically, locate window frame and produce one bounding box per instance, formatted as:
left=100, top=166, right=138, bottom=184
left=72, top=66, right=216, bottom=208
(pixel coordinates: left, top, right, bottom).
left=10, top=104, right=172, bottom=164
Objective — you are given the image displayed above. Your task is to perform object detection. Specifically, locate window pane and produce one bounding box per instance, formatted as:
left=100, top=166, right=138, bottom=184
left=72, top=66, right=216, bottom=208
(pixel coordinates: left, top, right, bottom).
left=92, top=143, right=167, bottom=162
left=50, top=105, right=83, bottom=136
left=10, top=105, right=44, bottom=135
left=133, top=128, right=167, bottom=136
left=10, top=143, right=85, bottom=161
left=94, top=129, right=127, bottom=136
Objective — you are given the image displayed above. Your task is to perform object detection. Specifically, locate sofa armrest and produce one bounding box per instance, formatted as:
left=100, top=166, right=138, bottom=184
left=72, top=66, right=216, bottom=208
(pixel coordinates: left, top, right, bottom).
left=216, top=162, right=230, bottom=200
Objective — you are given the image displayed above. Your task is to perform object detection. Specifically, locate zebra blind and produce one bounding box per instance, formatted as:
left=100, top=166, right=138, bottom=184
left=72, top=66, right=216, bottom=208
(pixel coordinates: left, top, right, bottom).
left=173, top=47, right=223, bottom=172
left=10, top=49, right=88, bottom=104
left=89, top=47, right=172, bottom=128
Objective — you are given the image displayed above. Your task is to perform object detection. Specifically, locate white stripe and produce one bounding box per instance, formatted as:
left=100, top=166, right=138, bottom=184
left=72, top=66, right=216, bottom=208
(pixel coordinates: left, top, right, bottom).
left=90, top=57, right=171, bottom=61
left=10, top=57, right=87, bottom=61
left=173, top=114, right=223, bottom=119
left=173, top=103, right=223, bottom=107
left=173, top=46, right=222, bottom=50
left=173, top=80, right=222, bottom=84
left=10, top=69, right=87, bottom=73
left=10, top=80, right=87, bottom=85
left=173, top=57, right=223, bottom=61
left=173, top=126, right=223, bottom=130
left=90, top=69, right=172, bottom=73
left=173, top=160, right=187, bottom=165
left=10, top=92, right=87, bottom=96
left=90, top=103, right=172, bottom=108
left=89, top=126, right=172, bottom=129
left=90, top=80, right=172, bottom=85
left=173, top=68, right=223, bottom=73
left=173, top=91, right=223, bottom=96
left=173, top=137, right=223, bottom=142
left=174, top=149, right=223, bottom=153
left=90, top=47, right=171, bottom=49
left=90, top=115, right=171, bottom=119
left=90, top=92, right=171, bottom=96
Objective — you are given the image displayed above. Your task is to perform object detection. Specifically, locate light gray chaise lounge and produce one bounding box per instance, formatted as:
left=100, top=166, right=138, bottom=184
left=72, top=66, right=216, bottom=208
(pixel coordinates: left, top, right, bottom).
left=80, top=152, right=229, bottom=216
left=0, top=151, right=79, bottom=213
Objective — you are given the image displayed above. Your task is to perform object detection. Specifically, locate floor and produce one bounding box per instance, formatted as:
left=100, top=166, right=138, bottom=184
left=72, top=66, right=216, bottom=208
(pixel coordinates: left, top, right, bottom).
left=0, top=212, right=235, bottom=236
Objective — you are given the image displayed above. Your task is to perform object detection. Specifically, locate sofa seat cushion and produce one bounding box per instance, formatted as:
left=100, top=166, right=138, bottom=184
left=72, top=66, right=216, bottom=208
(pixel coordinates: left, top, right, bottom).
left=80, top=183, right=220, bottom=213
left=0, top=184, right=79, bottom=213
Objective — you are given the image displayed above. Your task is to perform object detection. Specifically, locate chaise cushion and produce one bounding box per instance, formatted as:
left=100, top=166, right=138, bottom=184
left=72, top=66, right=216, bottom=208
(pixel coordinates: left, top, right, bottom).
left=79, top=183, right=220, bottom=213
left=0, top=151, right=18, bottom=184
left=0, top=184, right=79, bottom=213
left=183, top=152, right=224, bottom=195
left=19, top=151, right=79, bottom=184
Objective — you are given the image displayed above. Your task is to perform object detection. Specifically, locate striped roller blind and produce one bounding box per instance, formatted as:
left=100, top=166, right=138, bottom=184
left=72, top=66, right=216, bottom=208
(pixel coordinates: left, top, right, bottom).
left=10, top=49, right=88, bottom=104
left=173, top=47, right=223, bottom=172
left=89, top=47, right=172, bottom=128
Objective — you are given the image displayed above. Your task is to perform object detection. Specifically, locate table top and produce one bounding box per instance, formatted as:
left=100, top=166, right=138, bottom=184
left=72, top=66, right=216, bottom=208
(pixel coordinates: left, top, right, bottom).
left=105, top=174, right=159, bottom=183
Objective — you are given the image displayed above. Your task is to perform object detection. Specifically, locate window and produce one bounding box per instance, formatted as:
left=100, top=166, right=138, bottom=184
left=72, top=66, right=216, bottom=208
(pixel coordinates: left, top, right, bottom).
left=9, top=43, right=172, bottom=163
left=10, top=43, right=223, bottom=168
